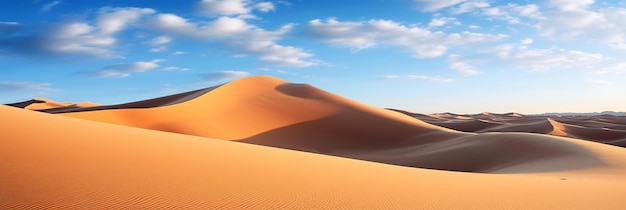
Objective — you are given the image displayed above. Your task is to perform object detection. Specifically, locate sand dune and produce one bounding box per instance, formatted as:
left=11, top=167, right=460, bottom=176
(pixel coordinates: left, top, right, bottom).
left=3, top=75, right=626, bottom=208
left=3, top=104, right=626, bottom=209
left=404, top=111, right=626, bottom=147
left=42, top=76, right=625, bottom=173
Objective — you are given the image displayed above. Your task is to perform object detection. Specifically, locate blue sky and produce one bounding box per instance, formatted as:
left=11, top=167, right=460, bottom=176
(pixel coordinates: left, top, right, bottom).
left=1, top=0, right=625, bottom=114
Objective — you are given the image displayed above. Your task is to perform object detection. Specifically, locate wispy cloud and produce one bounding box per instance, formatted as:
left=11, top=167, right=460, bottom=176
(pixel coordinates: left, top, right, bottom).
left=201, top=70, right=250, bottom=82
left=488, top=44, right=604, bottom=71
left=537, top=0, right=626, bottom=48
left=196, top=0, right=275, bottom=18
left=306, top=18, right=506, bottom=58
left=447, top=54, right=480, bottom=75
left=146, top=14, right=318, bottom=67
left=40, top=1, right=60, bottom=12
left=412, top=0, right=467, bottom=12
left=0, top=7, right=155, bottom=58
left=81, top=59, right=164, bottom=78
left=163, top=66, right=190, bottom=71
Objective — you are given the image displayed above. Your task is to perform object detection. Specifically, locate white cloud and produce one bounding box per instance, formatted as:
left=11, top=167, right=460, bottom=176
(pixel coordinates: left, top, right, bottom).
left=468, top=25, right=481, bottom=29
left=482, top=3, right=540, bottom=24
left=537, top=1, right=626, bottom=48
left=163, top=66, right=190, bottom=71
left=429, top=16, right=459, bottom=27
left=448, top=54, right=480, bottom=75
left=412, top=0, right=467, bottom=12
left=147, top=35, right=171, bottom=46
left=146, top=14, right=318, bottom=67
left=308, top=18, right=506, bottom=58
left=150, top=46, right=167, bottom=52
left=41, top=1, right=60, bottom=12
left=450, top=0, right=490, bottom=14
left=0, top=7, right=154, bottom=58
left=489, top=44, right=605, bottom=70
left=255, top=2, right=275, bottom=12
left=521, top=38, right=533, bottom=45
left=201, top=70, right=250, bottom=82
left=548, top=0, right=594, bottom=11
left=196, top=0, right=273, bottom=17
left=384, top=75, right=455, bottom=82
left=84, top=59, right=164, bottom=78
left=173, top=51, right=187, bottom=55
left=97, top=7, right=155, bottom=35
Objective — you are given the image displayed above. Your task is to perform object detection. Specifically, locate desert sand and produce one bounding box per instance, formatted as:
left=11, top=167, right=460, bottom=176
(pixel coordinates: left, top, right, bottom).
left=391, top=109, right=626, bottom=147
left=2, top=75, right=626, bottom=209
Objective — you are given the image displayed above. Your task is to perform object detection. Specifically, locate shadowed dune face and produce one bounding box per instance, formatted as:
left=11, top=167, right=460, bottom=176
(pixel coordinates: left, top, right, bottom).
left=46, top=76, right=619, bottom=174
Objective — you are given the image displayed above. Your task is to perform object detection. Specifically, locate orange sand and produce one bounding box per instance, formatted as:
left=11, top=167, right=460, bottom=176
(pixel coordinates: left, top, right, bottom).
left=2, top=76, right=626, bottom=209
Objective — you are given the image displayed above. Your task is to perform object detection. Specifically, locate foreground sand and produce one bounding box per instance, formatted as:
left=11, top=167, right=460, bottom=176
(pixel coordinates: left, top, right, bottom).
left=3, top=76, right=626, bottom=209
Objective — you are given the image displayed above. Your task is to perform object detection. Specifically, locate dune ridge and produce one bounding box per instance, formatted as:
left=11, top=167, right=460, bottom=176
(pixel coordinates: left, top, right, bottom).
left=51, top=76, right=626, bottom=174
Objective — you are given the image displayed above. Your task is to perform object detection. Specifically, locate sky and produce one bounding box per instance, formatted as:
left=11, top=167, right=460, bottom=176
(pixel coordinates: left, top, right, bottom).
left=1, top=0, right=625, bottom=114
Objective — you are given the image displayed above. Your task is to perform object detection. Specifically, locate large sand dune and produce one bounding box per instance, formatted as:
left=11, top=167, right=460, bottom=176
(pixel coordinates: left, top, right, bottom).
left=3, top=75, right=626, bottom=208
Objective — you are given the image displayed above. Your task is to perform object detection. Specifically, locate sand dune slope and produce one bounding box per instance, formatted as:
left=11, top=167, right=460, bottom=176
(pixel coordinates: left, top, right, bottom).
left=54, top=76, right=626, bottom=174
left=2, top=105, right=626, bottom=209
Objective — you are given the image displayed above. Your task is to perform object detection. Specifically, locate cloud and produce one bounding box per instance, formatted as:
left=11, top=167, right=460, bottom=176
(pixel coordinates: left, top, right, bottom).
left=450, top=2, right=541, bottom=25
left=146, top=14, right=318, bottom=67
left=428, top=16, right=459, bottom=27
left=450, top=0, right=490, bottom=14
left=447, top=54, right=480, bottom=75
left=255, top=2, right=275, bottom=12
left=150, top=46, right=167, bottom=52
left=537, top=1, right=626, bottom=48
left=0, top=81, right=56, bottom=93
left=147, top=35, right=172, bottom=46
left=195, top=0, right=274, bottom=17
left=383, top=75, right=454, bottom=82
left=489, top=44, right=604, bottom=70
left=0, top=7, right=154, bottom=58
left=412, top=0, right=467, bottom=12
left=172, top=51, right=186, bottom=55
left=307, top=18, right=506, bottom=58
left=163, top=66, right=190, bottom=71
left=201, top=70, right=250, bottom=82
left=82, top=59, right=164, bottom=78
left=521, top=38, right=533, bottom=45
left=98, top=7, right=155, bottom=35
left=41, top=1, right=60, bottom=12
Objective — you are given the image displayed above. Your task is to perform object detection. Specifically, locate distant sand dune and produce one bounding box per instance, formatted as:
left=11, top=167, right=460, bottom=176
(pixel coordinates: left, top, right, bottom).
left=403, top=110, right=626, bottom=147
